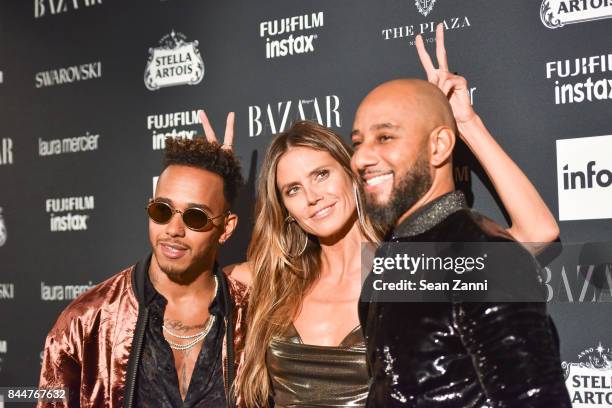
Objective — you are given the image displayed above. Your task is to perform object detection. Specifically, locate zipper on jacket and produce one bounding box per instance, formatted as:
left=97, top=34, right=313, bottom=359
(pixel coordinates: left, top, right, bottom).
left=224, top=316, right=230, bottom=403
left=125, top=307, right=148, bottom=408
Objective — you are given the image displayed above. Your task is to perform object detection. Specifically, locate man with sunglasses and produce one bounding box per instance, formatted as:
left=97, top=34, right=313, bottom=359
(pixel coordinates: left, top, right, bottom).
left=38, top=118, right=249, bottom=408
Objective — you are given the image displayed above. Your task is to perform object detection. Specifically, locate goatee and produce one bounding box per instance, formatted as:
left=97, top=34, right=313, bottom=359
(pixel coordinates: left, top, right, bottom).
left=363, top=156, right=432, bottom=235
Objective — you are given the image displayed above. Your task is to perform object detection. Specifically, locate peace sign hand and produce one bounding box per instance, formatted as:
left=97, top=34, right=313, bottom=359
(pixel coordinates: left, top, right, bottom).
left=415, top=23, right=476, bottom=125
left=198, top=110, right=235, bottom=151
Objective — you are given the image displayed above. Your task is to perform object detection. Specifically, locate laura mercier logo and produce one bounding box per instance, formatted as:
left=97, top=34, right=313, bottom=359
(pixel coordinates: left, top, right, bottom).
left=415, top=0, right=437, bottom=17
left=541, top=0, right=612, bottom=29
left=259, top=12, right=324, bottom=59
left=563, top=342, right=612, bottom=406
left=39, top=131, right=100, bottom=156
left=144, top=31, right=204, bottom=91
left=41, top=281, right=94, bottom=301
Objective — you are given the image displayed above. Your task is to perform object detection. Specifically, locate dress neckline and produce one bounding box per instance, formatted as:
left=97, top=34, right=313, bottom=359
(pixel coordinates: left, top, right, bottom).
left=287, top=323, right=363, bottom=348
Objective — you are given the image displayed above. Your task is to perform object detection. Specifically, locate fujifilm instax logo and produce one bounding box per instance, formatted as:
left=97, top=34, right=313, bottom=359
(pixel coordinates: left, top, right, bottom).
left=556, top=135, right=612, bottom=220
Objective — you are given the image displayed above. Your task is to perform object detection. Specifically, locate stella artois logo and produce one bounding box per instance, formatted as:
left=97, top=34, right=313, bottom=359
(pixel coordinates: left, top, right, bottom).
left=0, top=207, right=6, bottom=247
left=144, top=30, right=205, bottom=91
left=563, top=341, right=612, bottom=406
left=541, top=0, right=612, bottom=29
left=415, top=0, right=436, bottom=17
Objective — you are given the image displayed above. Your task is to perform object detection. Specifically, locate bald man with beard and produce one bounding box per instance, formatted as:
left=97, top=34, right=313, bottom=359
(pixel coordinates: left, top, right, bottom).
left=350, top=79, right=571, bottom=407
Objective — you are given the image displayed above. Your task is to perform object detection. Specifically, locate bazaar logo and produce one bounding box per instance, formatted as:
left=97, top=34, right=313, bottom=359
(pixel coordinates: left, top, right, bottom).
left=144, top=30, right=204, bottom=91
left=541, top=0, right=612, bottom=29
left=563, top=342, right=612, bottom=406
left=0, top=207, right=6, bottom=247
left=415, top=0, right=437, bottom=17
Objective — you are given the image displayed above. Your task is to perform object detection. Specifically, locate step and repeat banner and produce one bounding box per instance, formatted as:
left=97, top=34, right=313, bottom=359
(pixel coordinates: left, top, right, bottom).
left=0, top=0, right=611, bottom=405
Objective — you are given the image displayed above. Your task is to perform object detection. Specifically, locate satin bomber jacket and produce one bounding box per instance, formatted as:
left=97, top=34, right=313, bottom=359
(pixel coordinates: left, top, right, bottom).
left=38, top=255, right=249, bottom=408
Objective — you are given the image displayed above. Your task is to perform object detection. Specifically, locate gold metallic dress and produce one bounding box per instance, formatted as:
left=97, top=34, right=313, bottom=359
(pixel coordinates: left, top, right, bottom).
left=266, top=324, right=369, bottom=408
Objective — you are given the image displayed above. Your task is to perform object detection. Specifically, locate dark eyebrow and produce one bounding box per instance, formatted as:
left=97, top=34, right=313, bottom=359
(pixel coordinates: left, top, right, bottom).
left=155, top=197, right=211, bottom=212
left=371, top=122, right=400, bottom=131
left=279, top=166, right=328, bottom=191
left=351, top=123, right=400, bottom=137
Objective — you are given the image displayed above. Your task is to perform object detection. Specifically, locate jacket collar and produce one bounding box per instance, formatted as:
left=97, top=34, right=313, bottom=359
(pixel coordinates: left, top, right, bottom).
left=391, top=190, right=467, bottom=239
left=131, top=254, right=231, bottom=318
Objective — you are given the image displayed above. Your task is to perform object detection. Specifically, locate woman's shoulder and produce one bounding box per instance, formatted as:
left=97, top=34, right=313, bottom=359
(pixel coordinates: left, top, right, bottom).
left=223, top=262, right=253, bottom=287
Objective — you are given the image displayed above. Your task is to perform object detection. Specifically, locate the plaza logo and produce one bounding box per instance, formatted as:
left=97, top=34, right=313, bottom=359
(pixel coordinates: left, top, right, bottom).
left=35, top=61, right=102, bottom=88
left=248, top=94, right=342, bottom=137
left=35, top=0, right=102, bottom=19
left=0, top=138, right=13, bottom=166
left=546, top=54, right=612, bottom=104
left=541, top=0, right=612, bottom=29
left=46, top=195, right=95, bottom=232
left=0, top=207, right=6, bottom=247
left=0, top=283, right=14, bottom=300
left=381, top=15, right=471, bottom=43
left=147, top=110, right=200, bottom=150
left=41, top=281, right=94, bottom=301
left=556, top=135, right=612, bottom=221
left=415, top=0, right=437, bottom=17
left=260, top=12, right=324, bottom=59
left=144, top=31, right=204, bottom=91
left=39, top=131, right=100, bottom=156
left=563, top=342, right=612, bottom=406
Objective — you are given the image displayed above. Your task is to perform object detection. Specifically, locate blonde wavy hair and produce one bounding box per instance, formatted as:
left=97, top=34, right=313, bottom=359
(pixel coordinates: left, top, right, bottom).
left=234, top=121, right=381, bottom=407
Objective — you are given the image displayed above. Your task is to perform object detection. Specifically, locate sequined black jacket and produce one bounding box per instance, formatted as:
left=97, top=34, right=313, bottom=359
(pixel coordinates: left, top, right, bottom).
left=359, top=191, right=571, bottom=408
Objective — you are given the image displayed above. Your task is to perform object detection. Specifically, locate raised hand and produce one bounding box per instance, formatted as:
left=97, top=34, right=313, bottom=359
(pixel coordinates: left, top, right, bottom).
left=415, top=24, right=476, bottom=125
left=198, top=110, right=235, bottom=151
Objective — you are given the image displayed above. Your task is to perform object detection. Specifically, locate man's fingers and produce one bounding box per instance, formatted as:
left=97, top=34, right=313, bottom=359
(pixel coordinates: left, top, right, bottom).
left=222, top=112, right=235, bottom=150
left=415, top=34, right=437, bottom=82
left=199, top=110, right=218, bottom=143
left=435, top=23, right=449, bottom=72
left=440, top=76, right=467, bottom=97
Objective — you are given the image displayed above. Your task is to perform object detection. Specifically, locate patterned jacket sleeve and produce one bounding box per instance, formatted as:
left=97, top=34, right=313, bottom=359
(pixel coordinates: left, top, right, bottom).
left=37, top=315, right=82, bottom=407
left=455, top=300, right=571, bottom=407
